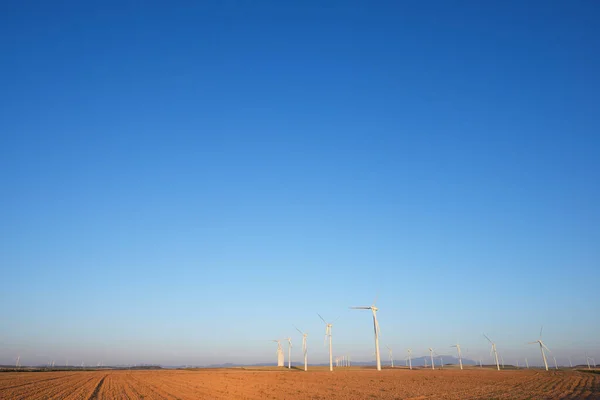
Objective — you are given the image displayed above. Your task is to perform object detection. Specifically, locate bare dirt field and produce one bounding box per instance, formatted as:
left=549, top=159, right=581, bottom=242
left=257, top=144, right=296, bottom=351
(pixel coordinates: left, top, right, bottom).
left=1, top=367, right=599, bottom=399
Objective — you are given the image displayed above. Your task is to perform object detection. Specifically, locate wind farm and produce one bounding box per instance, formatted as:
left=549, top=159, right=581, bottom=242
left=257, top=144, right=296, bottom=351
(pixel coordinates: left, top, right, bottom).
left=2, top=0, right=599, bottom=399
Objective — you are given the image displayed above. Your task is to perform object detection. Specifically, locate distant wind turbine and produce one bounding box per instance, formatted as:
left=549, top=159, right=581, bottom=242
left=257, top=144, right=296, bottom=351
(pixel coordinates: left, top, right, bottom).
left=294, top=326, right=308, bottom=371
left=286, top=337, right=292, bottom=369
left=350, top=296, right=381, bottom=371
left=429, top=348, right=435, bottom=370
left=386, top=345, right=394, bottom=368
left=407, top=349, right=412, bottom=370
left=528, top=326, right=551, bottom=371
left=483, top=334, right=500, bottom=371
left=553, top=356, right=558, bottom=370
left=451, top=343, right=463, bottom=370
left=318, top=313, right=337, bottom=372
left=525, top=358, right=529, bottom=368
left=16, top=355, right=20, bottom=368
left=272, top=340, right=284, bottom=367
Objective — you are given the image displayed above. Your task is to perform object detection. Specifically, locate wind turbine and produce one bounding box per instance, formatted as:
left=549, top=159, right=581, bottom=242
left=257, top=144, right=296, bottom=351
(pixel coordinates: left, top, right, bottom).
left=568, top=356, right=573, bottom=368
left=350, top=297, right=381, bottom=371
left=528, top=326, right=550, bottom=371
left=386, top=345, right=394, bottom=368
left=500, top=354, right=504, bottom=369
left=407, top=349, right=412, bottom=370
left=286, top=337, right=292, bottom=369
left=553, top=356, right=558, bottom=370
left=525, top=358, right=529, bottom=368
left=16, top=355, right=20, bottom=368
left=318, top=313, right=336, bottom=372
left=272, top=340, right=284, bottom=367
left=483, top=334, right=500, bottom=371
left=429, top=348, right=435, bottom=370
left=451, top=343, right=463, bottom=370
left=294, top=326, right=308, bottom=371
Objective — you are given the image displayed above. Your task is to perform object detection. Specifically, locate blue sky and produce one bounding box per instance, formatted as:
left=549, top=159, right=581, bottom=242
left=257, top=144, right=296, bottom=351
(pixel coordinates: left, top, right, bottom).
left=1, top=1, right=599, bottom=367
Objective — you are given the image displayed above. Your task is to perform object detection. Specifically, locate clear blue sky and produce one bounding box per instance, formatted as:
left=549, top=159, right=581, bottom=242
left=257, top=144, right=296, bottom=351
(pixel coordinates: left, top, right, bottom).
left=1, top=1, right=599, bottom=367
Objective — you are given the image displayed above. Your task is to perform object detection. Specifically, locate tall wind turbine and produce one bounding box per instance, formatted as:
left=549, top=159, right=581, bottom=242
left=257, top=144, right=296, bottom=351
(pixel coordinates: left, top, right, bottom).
left=350, top=297, right=381, bottom=371
left=525, top=358, right=529, bottom=368
left=553, top=356, right=558, bottom=370
left=407, top=349, right=412, bottom=370
left=528, top=327, right=550, bottom=371
left=429, top=348, right=435, bottom=370
left=294, top=326, right=308, bottom=371
left=286, top=337, right=292, bottom=369
left=451, top=343, right=463, bottom=370
left=386, top=345, right=394, bottom=368
left=16, top=355, right=20, bottom=368
left=318, top=314, right=335, bottom=372
left=483, top=334, right=500, bottom=371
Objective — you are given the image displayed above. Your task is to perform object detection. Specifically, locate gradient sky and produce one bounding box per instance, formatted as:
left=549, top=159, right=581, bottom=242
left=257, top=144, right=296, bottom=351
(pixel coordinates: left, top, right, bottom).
left=1, top=1, right=599, bottom=367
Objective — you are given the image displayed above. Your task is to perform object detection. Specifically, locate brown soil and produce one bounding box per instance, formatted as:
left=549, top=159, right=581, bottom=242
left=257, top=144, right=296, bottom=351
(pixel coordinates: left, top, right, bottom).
left=1, top=367, right=599, bottom=399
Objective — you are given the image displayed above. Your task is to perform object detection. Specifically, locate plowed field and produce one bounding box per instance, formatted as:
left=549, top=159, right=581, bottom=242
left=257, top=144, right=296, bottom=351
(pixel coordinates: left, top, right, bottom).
left=1, top=368, right=599, bottom=399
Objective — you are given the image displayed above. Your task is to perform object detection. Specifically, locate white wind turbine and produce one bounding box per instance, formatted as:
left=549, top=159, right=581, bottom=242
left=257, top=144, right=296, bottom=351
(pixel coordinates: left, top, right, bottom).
left=528, top=326, right=550, bottom=371
left=451, top=343, right=463, bottom=370
left=483, top=334, right=500, bottom=371
left=428, top=348, right=435, bottom=370
left=407, top=349, right=412, bottom=370
left=294, top=326, right=308, bottom=371
left=286, top=337, right=292, bottom=369
left=16, top=355, right=20, bottom=368
left=386, top=345, right=394, bottom=368
left=350, top=297, right=381, bottom=371
left=318, top=314, right=336, bottom=372
left=553, top=356, right=558, bottom=370
left=272, top=340, right=284, bottom=367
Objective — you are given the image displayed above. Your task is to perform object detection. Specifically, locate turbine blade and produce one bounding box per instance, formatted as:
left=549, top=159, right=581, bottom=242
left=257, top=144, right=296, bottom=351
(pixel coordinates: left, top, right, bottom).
left=372, top=294, right=378, bottom=306
left=294, top=325, right=304, bottom=335
left=539, top=325, right=543, bottom=339
left=317, top=313, right=327, bottom=324
left=350, top=307, right=371, bottom=309
left=483, top=334, right=493, bottom=344
left=541, top=342, right=551, bottom=353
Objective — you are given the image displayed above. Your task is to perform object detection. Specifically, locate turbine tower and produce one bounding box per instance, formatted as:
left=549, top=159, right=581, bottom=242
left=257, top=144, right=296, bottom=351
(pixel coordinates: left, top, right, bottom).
left=429, top=348, right=435, bottom=370
left=286, top=337, right=292, bottom=369
left=553, top=356, right=558, bottom=370
left=350, top=296, right=381, bottom=371
left=483, top=334, right=500, bottom=371
left=318, top=314, right=336, bottom=372
left=528, top=327, right=550, bottom=371
left=407, top=349, right=412, bottom=370
left=16, top=355, right=20, bottom=368
left=451, top=343, right=463, bottom=370
left=386, top=345, right=394, bottom=368
left=294, top=326, right=308, bottom=371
